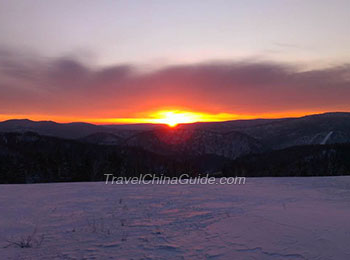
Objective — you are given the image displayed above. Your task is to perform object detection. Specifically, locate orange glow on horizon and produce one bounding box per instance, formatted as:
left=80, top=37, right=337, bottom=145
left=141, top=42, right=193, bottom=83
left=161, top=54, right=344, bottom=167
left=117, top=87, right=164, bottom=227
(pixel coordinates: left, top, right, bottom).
left=150, top=111, right=215, bottom=127
left=151, top=111, right=193, bottom=127
left=0, top=110, right=335, bottom=125
left=91, top=110, right=247, bottom=126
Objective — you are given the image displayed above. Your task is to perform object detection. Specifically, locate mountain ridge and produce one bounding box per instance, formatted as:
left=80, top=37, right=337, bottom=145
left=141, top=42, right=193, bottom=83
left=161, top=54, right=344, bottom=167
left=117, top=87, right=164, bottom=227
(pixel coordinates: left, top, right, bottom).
left=1, top=112, right=350, bottom=152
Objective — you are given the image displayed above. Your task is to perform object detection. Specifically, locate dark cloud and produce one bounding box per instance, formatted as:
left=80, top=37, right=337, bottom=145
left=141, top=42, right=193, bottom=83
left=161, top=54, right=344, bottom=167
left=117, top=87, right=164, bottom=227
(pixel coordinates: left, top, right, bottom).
left=0, top=48, right=349, bottom=118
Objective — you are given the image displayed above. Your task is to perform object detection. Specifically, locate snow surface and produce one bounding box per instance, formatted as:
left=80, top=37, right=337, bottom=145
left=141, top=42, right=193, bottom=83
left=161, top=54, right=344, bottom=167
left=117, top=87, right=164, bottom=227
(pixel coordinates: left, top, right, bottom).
left=320, top=131, right=334, bottom=145
left=1, top=177, right=350, bottom=259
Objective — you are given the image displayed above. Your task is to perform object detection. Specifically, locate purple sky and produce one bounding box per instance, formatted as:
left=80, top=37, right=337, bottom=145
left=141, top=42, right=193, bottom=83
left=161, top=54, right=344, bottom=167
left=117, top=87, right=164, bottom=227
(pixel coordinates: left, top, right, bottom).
left=0, top=0, right=349, bottom=122
left=1, top=0, right=350, bottom=66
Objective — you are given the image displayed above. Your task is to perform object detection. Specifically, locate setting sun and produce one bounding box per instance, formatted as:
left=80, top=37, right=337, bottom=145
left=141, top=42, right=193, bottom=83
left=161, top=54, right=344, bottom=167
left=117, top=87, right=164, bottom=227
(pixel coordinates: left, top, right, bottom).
left=151, top=111, right=202, bottom=127
left=0, top=110, right=322, bottom=126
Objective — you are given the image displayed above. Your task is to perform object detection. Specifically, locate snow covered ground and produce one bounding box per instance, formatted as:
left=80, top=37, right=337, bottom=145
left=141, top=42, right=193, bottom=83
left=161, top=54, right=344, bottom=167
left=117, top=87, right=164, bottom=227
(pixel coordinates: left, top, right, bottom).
left=1, top=177, right=350, bottom=259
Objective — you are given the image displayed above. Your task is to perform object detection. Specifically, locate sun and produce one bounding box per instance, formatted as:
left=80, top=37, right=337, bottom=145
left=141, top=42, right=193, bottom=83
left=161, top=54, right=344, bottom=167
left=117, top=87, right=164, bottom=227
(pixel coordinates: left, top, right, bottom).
left=90, top=109, right=242, bottom=126
left=151, top=111, right=202, bottom=127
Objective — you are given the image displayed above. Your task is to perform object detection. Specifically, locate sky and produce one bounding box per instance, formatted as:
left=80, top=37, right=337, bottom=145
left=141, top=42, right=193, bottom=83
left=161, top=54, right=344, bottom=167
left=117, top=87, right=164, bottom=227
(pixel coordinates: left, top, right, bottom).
left=0, top=0, right=350, bottom=124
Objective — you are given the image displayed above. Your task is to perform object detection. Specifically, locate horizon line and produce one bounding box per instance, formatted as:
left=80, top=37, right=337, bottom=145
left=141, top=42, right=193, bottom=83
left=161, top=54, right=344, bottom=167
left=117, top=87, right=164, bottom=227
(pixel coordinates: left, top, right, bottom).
left=0, top=111, right=349, bottom=126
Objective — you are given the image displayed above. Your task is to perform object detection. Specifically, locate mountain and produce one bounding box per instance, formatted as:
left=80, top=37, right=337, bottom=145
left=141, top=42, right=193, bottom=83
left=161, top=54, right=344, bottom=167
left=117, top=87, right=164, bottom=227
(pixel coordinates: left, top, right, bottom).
left=1, top=131, right=349, bottom=184
left=124, top=127, right=264, bottom=159
left=1, top=112, right=350, bottom=152
left=224, top=143, right=350, bottom=177
left=79, top=132, right=123, bottom=145
left=0, top=132, right=229, bottom=183
left=0, top=119, right=158, bottom=139
left=103, top=123, right=159, bottom=131
left=235, top=112, right=350, bottom=149
left=182, top=112, right=350, bottom=149
left=0, top=119, right=108, bottom=139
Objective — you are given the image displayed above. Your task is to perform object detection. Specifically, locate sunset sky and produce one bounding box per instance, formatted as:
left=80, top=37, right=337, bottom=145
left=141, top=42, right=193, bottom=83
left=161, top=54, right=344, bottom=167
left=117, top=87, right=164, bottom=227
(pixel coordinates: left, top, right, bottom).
left=1, top=0, right=350, bottom=124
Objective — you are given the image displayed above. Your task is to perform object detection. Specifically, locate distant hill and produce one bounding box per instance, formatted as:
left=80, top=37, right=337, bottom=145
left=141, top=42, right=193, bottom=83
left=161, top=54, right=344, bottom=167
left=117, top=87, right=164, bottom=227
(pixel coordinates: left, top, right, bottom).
left=224, top=143, right=350, bottom=177
left=0, top=132, right=229, bottom=183
left=79, top=132, right=123, bottom=145
left=0, top=119, right=108, bottom=139
left=124, top=127, right=264, bottom=160
left=0, top=131, right=349, bottom=183
left=182, top=112, right=350, bottom=149
left=0, top=119, right=159, bottom=139
left=1, top=112, right=350, bottom=161
left=234, top=112, right=350, bottom=149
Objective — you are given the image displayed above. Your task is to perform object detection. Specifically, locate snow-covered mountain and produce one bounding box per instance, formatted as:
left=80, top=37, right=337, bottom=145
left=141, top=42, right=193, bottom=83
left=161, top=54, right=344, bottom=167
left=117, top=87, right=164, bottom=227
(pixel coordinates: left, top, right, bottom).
left=0, top=119, right=107, bottom=139
left=124, top=127, right=264, bottom=159
left=182, top=112, right=350, bottom=149
left=1, top=112, right=350, bottom=154
left=79, top=132, right=123, bottom=145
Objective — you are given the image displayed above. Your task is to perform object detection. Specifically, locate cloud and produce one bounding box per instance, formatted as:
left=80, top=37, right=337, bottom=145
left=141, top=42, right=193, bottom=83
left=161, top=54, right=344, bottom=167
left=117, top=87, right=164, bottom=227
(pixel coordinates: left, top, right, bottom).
left=0, top=48, right=349, bottom=119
